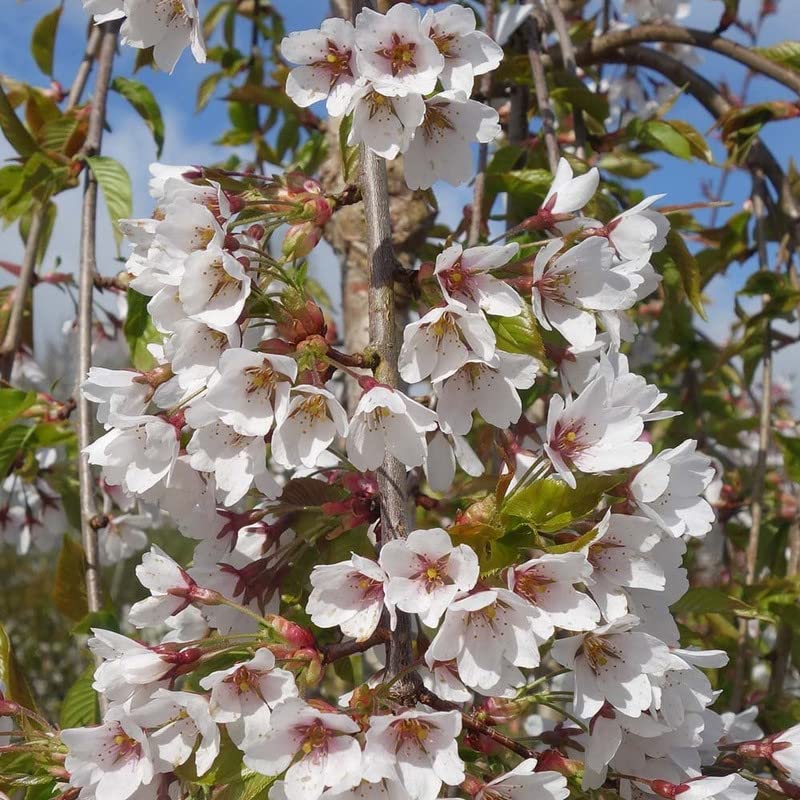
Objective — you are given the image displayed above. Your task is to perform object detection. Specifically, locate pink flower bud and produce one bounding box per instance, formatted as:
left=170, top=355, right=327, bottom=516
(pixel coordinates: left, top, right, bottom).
left=265, top=615, right=316, bottom=648
left=282, top=222, right=322, bottom=261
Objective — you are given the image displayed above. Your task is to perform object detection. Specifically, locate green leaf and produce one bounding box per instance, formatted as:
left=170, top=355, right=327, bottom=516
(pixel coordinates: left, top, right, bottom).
left=640, top=120, right=692, bottom=160
left=216, top=770, right=276, bottom=800
left=777, top=434, right=800, bottom=483
left=59, top=665, right=99, bottom=729
left=487, top=303, right=544, bottom=359
left=0, top=425, right=35, bottom=480
left=338, top=115, right=359, bottom=183
left=197, top=71, right=224, bottom=111
left=31, top=5, right=62, bottom=78
left=598, top=152, right=657, bottom=178
left=123, top=288, right=160, bottom=371
left=672, top=587, right=752, bottom=616
left=85, top=156, right=133, bottom=251
left=111, top=77, right=165, bottom=157
left=546, top=525, right=602, bottom=554
left=665, top=229, right=706, bottom=319
left=502, top=473, right=623, bottom=533
left=0, top=625, right=37, bottom=710
left=0, top=84, right=38, bottom=158
left=0, top=388, right=36, bottom=431
left=52, top=534, right=89, bottom=622
left=755, top=41, right=800, bottom=72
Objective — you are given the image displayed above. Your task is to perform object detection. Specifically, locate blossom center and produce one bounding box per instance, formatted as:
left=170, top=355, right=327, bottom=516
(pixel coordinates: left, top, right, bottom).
left=551, top=420, right=588, bottom=460
left=375, top=32, right=418, bottom=76
left=111, top=728, right=141, bottom=761
left=420, top=104, right=456, bottom=142
left=581, top=634, right=621, bottom=672
left=297, top=721, right=332, bottom=755
left=393, top=718, right=431, bottom=747
left=314, top=39, right=353, bottom=83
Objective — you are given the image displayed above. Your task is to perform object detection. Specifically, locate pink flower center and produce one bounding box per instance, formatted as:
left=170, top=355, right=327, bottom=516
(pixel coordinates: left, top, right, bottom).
left=412, top=554, right=452, bottom=591
left=314, top=39, right=353, bottom=83
left=297, top=720, right=333, bottom=757
left=110, top=727, right=142, bottom=762
left=550, top=420, right=588, bottom=460
left=581, top=634, right=621, bottom=673
left=513, top=569, right=554, bottom=603
left=375, top=32, right=418, bottom=77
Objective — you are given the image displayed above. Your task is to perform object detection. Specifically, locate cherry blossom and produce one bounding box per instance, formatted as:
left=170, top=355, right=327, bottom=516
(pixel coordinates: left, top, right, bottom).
left=346, top=385, right=437, bottom=471
left=531, top=237, right=637, bottom=348
left=272, top=385, right=349, bottom=469
left=630, top=439, right=716, bottom=538
left=436, top=351, right=538, bottom=435
left=354, top=5, right=444, bottom=97
left=380, top=527, right=479, bottom=627
left=434, top=242, right=523, bottom=317
left=543, top=375, right=652, bottom=488
left=422, top=6, right=502, bottom=95
left=474, top=759, right=570, bottom=800
left=347, top=87, right=425, bottom=160
left=200, top=649, right=298, bottom=749
left=307, top=554, right=392, bottom=641
left=83, top=368, right=150, bottom=427
left=403, top=92, right=501, bottom=190
left=205, top=348, right=298, bottom=437
left=508, top=551, right=601, bottom=633
left=132, top=690, right=220, bottom=776
left=542, top=157, right=600, bottom=217
left=770, top=723, right=800, bottom=783
left=363, top=709, right=464, bottom=800
left=281, top=19, right=359, bottom=117
left=398, top=303, right=496, bottom=384
left=551, top=615, right=672, bottom=719
left=423, top=429, right=483, bottom=493
left=242, top=699, right=362, bottom=800
left=62, top=709, right=157, bottom=800
left=426, top=589, right=546, bottom=695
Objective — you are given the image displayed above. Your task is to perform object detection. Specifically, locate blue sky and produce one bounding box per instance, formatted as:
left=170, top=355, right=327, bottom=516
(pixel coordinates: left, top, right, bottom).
left=1, top=0, right=798, bottom=391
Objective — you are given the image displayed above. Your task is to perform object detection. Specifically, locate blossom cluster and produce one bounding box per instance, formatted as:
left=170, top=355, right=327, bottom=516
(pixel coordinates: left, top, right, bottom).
left=282, top=5, right=503, bottom=188
left=14, top=4, right=795, bottom=800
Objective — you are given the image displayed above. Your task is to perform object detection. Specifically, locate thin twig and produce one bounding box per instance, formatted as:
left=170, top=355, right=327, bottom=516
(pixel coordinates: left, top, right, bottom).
left=351, top=0, right=415, bottom=697
left=0, top=25, right=105, bottom=380
left=731, top=170, right=773, bottom=711
left=583, top=24, right=800, bottom=96
left=541, top=0, right=586, bottom=158
left=526, top=13, right=559, bottom=174
left=321, top=628, right=389, bottom=664
left=468, top=0, right=496, bottom=246
left=77, top=20, right=120, bottom=626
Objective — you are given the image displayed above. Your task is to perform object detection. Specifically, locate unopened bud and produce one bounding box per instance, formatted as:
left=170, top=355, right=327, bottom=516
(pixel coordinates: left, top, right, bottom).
left=461, top=776, right=485, bottom=797
left=247, top=224, right=266, bottom=241
left=282, top=222, right=322, bottom=261
left=651, top=780, right=690, bottom=799
left=265, top=615, right=316, bottom=649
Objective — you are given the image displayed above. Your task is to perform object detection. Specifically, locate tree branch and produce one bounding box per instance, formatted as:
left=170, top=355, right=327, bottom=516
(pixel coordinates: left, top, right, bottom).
left=584, top=24, right=800, bottom=96
left=0, top=25, right=106, bottom=381
left=541, top=0, right=587, bottom=158
left=526, top=12, right=560, bottom=174
left=321, top=628, right=390, bottom=665
left=77, top=20, right=120, bottom=624
left=731, top=170, right=773, bottom=711
left=468, top=0, right=496, bottom=246
left=351, top=0, right=415, bottom=696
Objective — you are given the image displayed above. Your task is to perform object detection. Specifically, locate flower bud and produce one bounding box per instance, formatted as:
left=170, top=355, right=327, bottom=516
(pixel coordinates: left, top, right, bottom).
left=265, top=615, right=316, bottom=649
left=283, top=222, right=322, bottom=261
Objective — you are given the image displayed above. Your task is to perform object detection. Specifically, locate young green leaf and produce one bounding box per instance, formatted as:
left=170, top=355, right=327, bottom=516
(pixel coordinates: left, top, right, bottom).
left=0, top=85, right=38, bottom=158
left=59, top=665, right=99, bottom=728
left=111, top=77, right=165, bottom=157
left=31, top=5, right=62, bottom=78
left=85, top=155, right=133, bottom=251
left=52, top=535, right=90, bottom=622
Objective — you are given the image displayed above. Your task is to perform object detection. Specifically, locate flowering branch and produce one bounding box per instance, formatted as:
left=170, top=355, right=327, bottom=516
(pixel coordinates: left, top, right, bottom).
left=351, top=0, right=415, bottom=693
left=77, top=20, right=120, bottom=620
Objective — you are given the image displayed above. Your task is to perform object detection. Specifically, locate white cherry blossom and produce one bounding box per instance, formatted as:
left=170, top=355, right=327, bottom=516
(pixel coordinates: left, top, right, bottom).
left=363, top=709, right=464, bottom=800
left=205, top=349, right=298, bottom=437
left=242, top=699, right=361, bottom=800
left=200, top=649, right=298, bottom=749
left=542, top=158, right=600, bottom=217
left=630, top=439, right=716, bottom=538
left=281, top=19, right=359, bottom=117
left=426, top=588, right=546, bottom=696
left=83, top=368, right=151, bottom=427
left=475, top=759, right=570, bottom=800
left=380, top=527, right=479, bottom=627
left=531, top=237, right=637, bottom=349
left=508, top=551, right=601, bottom=633
left=543, top=375, right=652, bottom=489
left=434, top=242, right=523, bottom=317
left=307, top=554, right=391, bottom=641
left=422, top=5, right=503, bottom=94
left=551, top=615, right=672, bottom=719
left=272, top=385, right=348, bottom=469
left=354, top=5, right=444, bottom=97
left=62, top=708, right=158, bottom=800
left=403, top=92, right=501, bottom=190
left=436, top=351, right=538, bottom=435
left=347, top=87, right=425, bottom=160
left=398, top=303, right=496, bottom=384
left=346, top=385, right=437, bottom=471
